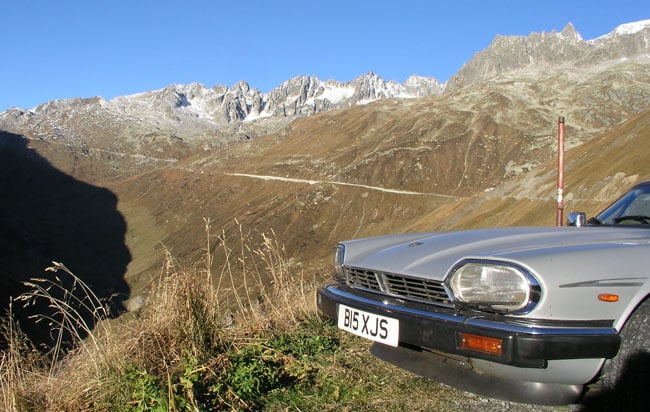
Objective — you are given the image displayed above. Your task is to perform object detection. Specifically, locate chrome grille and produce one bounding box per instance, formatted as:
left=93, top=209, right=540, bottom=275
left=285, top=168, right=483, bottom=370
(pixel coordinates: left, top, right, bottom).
left=345, top=266, right=451, bottom=306
left=346, top=267, right=382, bottom=292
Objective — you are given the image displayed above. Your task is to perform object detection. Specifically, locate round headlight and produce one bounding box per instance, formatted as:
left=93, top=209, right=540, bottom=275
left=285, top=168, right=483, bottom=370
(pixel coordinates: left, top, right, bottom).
left=448, top=260, right=540, bottom=313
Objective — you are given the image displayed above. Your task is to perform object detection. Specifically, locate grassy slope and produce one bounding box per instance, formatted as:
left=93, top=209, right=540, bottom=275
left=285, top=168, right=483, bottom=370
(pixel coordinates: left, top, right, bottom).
left=109, top=105, right=650, bottom=298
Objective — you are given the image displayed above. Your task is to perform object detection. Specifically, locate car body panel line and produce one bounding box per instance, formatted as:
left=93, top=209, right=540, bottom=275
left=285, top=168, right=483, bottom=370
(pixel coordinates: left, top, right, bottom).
left=559, top=277, right=646, bottom=288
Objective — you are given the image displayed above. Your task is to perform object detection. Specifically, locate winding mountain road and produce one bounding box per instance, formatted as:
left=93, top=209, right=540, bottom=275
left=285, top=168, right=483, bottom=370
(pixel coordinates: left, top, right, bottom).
left=226, top=173, right=461, bottom=199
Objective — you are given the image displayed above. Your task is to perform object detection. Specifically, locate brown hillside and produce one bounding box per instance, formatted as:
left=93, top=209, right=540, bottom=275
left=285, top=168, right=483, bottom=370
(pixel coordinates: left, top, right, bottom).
left=426, top=109, right=650, bottom=231
left=103, top=106, right=650, bottom=298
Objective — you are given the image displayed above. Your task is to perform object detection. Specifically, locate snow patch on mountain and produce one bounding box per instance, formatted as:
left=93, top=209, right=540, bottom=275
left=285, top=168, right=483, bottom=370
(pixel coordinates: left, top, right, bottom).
left=308, top=83, right=355, bottom=105
left=593, top=19, right=650, bottom=41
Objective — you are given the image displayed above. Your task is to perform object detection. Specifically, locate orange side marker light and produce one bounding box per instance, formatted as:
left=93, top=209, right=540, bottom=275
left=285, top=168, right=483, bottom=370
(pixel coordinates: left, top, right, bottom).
left=598, top=293, right=619, bottom=302
left=460, top=333, right=503, bottom=356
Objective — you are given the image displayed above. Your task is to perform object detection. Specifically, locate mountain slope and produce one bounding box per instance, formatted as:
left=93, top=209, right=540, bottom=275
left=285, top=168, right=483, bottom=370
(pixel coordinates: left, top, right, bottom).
left=0, top=131, right=130, bottom=346
left=411, top=108, right=650, bottom=231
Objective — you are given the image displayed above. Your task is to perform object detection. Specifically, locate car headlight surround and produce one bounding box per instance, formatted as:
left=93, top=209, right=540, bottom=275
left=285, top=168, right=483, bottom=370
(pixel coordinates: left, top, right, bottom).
left=333, top=244, right=346, bottom=281
left=447, top=259, right=541, bottom=314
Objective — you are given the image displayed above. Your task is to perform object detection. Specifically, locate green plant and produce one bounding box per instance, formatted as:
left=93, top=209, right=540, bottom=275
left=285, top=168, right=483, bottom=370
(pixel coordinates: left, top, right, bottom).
left=168, top=352, right=203, bottom=411
left=122, top=366, right=169, bottom=412
left=269, top=331, right=339, bottom=358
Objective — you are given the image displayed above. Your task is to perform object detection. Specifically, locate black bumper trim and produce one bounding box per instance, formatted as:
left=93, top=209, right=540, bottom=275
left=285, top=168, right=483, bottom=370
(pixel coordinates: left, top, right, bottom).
left=317, top=284, right=621, bottom=368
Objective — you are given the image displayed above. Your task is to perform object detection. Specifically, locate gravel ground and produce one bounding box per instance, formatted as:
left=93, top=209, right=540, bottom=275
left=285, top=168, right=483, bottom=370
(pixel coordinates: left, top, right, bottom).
left=453, top=394, right=582, bottom=412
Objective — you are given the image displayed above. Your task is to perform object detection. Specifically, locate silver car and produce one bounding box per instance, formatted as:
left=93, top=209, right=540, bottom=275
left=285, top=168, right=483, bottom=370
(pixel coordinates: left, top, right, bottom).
left=317, top=181, right=650, bottom=406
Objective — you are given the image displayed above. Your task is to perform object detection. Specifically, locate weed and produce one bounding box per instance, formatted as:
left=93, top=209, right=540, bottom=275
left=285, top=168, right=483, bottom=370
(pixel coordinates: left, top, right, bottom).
left=123, top=366, right=169, bottom=411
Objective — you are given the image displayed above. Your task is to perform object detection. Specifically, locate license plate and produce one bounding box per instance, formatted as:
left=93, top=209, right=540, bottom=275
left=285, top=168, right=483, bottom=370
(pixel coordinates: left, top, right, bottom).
left=337, top=304, right=399, bottom=347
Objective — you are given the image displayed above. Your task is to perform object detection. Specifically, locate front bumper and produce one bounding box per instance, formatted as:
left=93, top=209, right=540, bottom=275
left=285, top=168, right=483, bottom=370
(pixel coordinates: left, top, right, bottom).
left=317, top=283, right=621, bottom=404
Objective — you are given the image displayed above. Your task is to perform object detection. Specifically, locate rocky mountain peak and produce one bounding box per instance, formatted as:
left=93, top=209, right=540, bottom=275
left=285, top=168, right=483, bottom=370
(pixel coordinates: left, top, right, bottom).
left=446, top=20, right=649, bottom=91
left=0, top=71, right=443, bottom=140
left=559, top=22, right=582, bottom=42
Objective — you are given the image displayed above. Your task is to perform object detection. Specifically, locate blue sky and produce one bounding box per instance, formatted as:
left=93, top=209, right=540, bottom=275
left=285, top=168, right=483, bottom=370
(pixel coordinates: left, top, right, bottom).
left=1, top=0, right=648, bottom=111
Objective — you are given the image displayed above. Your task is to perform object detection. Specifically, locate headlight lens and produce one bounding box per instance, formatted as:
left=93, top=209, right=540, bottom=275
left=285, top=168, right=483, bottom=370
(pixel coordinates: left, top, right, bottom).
left=448, top=260, right=540, bottom=313
left=333, top=244, right=345, bottom=280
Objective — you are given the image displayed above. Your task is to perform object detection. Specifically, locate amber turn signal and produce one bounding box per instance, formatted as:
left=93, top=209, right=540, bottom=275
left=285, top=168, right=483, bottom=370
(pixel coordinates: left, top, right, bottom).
left=598, top=293, right=619, bottom=302
left=460, top=333, right=503, bottom=356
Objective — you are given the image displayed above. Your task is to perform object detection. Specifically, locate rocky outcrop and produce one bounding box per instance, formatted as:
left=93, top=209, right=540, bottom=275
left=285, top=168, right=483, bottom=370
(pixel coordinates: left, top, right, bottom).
left=446, top=21, right=650, bottom=91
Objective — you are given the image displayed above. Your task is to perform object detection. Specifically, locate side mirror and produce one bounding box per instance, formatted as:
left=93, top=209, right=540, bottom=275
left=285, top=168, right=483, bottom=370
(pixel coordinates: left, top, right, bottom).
left=567, top=212, right=587, bottom=227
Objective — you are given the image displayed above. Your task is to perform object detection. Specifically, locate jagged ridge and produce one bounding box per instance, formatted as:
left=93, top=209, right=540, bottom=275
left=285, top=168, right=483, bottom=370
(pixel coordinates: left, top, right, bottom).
left=446, top=20, right=650, bottom=91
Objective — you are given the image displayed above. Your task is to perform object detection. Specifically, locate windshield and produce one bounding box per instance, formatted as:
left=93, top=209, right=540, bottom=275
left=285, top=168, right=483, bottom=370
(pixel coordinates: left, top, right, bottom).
left=593, top=183, right=650, bottom=225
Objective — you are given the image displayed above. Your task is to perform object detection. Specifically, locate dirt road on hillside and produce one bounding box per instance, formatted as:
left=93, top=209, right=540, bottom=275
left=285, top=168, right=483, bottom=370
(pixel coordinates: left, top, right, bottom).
left=226, top=173, right=461, bottom=199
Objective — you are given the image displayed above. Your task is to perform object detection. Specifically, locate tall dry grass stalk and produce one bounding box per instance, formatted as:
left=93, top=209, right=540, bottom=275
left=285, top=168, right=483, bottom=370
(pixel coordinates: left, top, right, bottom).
left=1, top=300, right=40, bottom=411
left=17, top=262, right=113, bottom=374
left=216, top=221, right=317, bottom=331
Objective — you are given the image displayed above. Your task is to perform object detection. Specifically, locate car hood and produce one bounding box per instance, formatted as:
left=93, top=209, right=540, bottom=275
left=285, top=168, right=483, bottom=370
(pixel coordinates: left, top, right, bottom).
left=343, top=226, right=650, bottom=281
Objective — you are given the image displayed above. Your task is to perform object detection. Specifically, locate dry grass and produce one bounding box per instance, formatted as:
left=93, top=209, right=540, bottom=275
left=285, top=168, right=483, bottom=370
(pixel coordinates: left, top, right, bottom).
left=0, top=301, right=43, bottom=411
left=19, top=262, right=113, bottom=371
left=0, top=220, right=319, bottom=411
